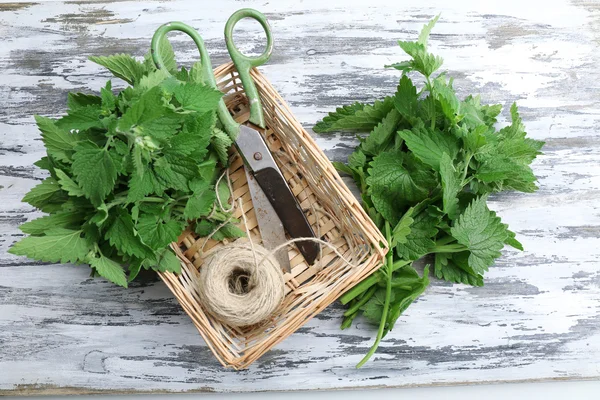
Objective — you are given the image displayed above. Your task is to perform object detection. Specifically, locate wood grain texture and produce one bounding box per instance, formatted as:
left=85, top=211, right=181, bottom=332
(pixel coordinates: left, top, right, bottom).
left=1, top=0, right=599, bottom=395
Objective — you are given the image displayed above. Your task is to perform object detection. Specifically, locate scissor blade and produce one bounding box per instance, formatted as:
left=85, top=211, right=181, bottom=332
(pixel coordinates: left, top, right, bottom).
left=244, top=168, right=291, bottom=273
left=235, top=125, right=320, bottom=265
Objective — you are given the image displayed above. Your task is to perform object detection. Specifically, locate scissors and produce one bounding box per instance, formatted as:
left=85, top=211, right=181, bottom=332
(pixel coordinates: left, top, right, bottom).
left=150, top=9, right=319, bottom=272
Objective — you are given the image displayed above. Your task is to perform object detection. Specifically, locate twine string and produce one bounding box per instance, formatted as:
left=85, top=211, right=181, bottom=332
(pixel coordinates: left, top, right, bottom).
left=196, top=164, right=361, bottom=327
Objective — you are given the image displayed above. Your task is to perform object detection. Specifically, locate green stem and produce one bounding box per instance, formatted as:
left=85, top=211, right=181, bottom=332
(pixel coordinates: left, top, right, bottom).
left=340, top=259, right=411, bottom=305
left=430, top=244, right=468, bottom=253
left=106, top=196, right=166, bottom=210
left=341, top=313, right=356, bottom=330
left=461, top=152, right=474, bottom=186
left=434, top=235, right=457, bottom=246
left=356, top=221, right=393, bottom=368
left=343, top=286, right=377, bottom=317
left=426, top=76, right=436, bottom=130
left=103, top=136, right=114, bottom=150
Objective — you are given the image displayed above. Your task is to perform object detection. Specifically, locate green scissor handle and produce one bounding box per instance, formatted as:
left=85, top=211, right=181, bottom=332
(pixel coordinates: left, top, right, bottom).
left=224, top=8, right=273, bottom=129
left=150, top=9, right=273, bottom=140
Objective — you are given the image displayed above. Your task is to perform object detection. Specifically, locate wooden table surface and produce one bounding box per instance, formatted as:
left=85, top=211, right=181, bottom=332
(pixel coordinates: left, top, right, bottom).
left=1, top=0, right=599, bottom=396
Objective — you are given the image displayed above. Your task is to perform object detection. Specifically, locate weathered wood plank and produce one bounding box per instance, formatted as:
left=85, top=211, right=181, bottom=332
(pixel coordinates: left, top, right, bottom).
left=1, top=0, right=600, bottom=395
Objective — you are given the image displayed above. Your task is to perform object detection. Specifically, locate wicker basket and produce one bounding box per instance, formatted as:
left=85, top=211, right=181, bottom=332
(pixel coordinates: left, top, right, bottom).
left=158, top=62, right=387, bottom=369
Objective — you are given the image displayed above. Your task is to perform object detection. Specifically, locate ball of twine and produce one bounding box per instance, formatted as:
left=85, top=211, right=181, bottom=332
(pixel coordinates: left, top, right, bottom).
left=197, top=241, right=285, bottom=327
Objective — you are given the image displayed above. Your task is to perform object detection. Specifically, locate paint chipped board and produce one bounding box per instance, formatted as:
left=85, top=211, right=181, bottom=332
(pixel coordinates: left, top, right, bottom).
left=1, top=0, right=599, bottom=395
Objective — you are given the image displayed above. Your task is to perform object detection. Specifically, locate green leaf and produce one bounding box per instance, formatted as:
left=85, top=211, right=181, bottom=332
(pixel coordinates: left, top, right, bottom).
left=55, top=169, right=85, bottom=197
left=394, top=75, right=419, bottom=120
left=457, top=124, right=487, bottom=153
left=385, top=60, right=413, bottom=73
left=88, top=253, right=128, bottom=287
left=417, top=14, right=440, bottom=49
left=137, top=215, right=182, bottom=250
left=35, top=115, right=76, bottom=162
left=9, top=228, right=90, bottom=264
left=154, top=154, right=198, bottom=191
left=450, top=195, right=509, bottom=275
left=117, top=86, right=181, bottom=139
left=397, top=41, right=443, bottom=77
left=505, top=229, right=524, bottom=251
left=100, top=81, right=116, bottom=112
left=188, top=61, right=205, bottom=84
left=89, top=203, right=109, bottom=226
left=361, top=288, right=395, bottom=325
left=217, top=178, right=231, bottom=207
left=392, top=208, right=414, bottom=246
left=22, top=177, right=62, bottom=209
left=361, top=109, right=401, bottom=155
left=126, top=164, right=162, bottom=203
left=212, top=223, right=245, bottom=240
left=71, top=143, right=117, bottom=206
left=34, top=156, right=51, bottom=171
left=396, top=209, right=440, bottom=260
left=153, top=33, right=178, bottom=73
left=67, top=93, right=102, bottom=111
left=89, top=54, right=145, bottom=85
left=106, top=210, right=154, bottom=259
left=369, top=192, right=399, bottom=225
left=367, top=151, right=430, bottom=205
left=194, top=219, right=215, bottom=237
left=153, top=248, right=182, bottom=274
left=313, top=97, right=394, bottom=133
left=127, top=258, right=143, bottom=282
left=439, top=153, right=461, bottom=219
left=435, top=252, right=483, bottom=286
left=56, top=105, right=104, bottom=131
left=347, top=150, right=367, bottom=169
left=166, top=112, right=215, bottom=158
left=211, top=128, right=232, bottom=166
left=171, top=82, right=223, bottom=114
left=398, top=125, right=458, bottom=172
left=433, top=76, right=461, bottom=123
left=137, top=69, right=170, bottom=92
left=184, top=181, right=216, bottom=220
left=20, top=212, right=84, bottom=235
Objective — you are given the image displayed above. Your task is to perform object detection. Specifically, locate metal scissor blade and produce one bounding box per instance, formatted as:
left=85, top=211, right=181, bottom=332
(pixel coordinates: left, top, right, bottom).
left=235, top=125, right=320, bottom=265
left=244, top=167, right=291, bottom=273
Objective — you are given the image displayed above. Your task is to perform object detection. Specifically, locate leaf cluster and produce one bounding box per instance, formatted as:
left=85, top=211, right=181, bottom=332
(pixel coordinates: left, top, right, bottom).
left=314, top=15, right=544, bottom=366
left=10, top=38, right=244, bottom=287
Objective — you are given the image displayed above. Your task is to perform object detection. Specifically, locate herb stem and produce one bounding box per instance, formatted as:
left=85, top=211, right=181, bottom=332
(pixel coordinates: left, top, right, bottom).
left=430, top=244, right=467, bottom=253
left=461, top=152, right=474, bottom=186
left=343, top=285, right=377, bottom=317
left=340, top=259, right=411, bottom=305
left=434, top=235, right=457, bottom=246
left=426, top=76, right=436, bottom=130
left=356, top=221, right=393, bottom=368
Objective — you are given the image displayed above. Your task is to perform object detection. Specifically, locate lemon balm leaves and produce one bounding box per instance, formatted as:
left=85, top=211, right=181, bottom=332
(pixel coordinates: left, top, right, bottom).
left=89, top=54, right=146, bottom=85
left=313, top=98, right=395, bottom=133
left=450, top=195, right=509, bottom=275
left=9, top=228, right=90, bottom=264
left=71, top=143, right=118, bottom=206
left=10, top=47, right=232, bottom=287
left=313, top=15, right=543, bottom=366
left=172, top=82, right=223, bottom=114
left=35, top=115, right=77, bottom=163
left=89, top=253, right=129, bottom=288
left=398, top=124, right=458, bottom=172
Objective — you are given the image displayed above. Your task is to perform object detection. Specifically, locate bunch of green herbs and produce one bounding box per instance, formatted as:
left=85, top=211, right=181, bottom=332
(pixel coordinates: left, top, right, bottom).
left=314, top=16, right=544, bottom=367
left=9, top=38, right=244, bottom=287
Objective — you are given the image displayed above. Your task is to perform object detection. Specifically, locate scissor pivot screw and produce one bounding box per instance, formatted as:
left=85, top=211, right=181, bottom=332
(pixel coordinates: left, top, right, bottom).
left=253, top=152, right=263, bottom=160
